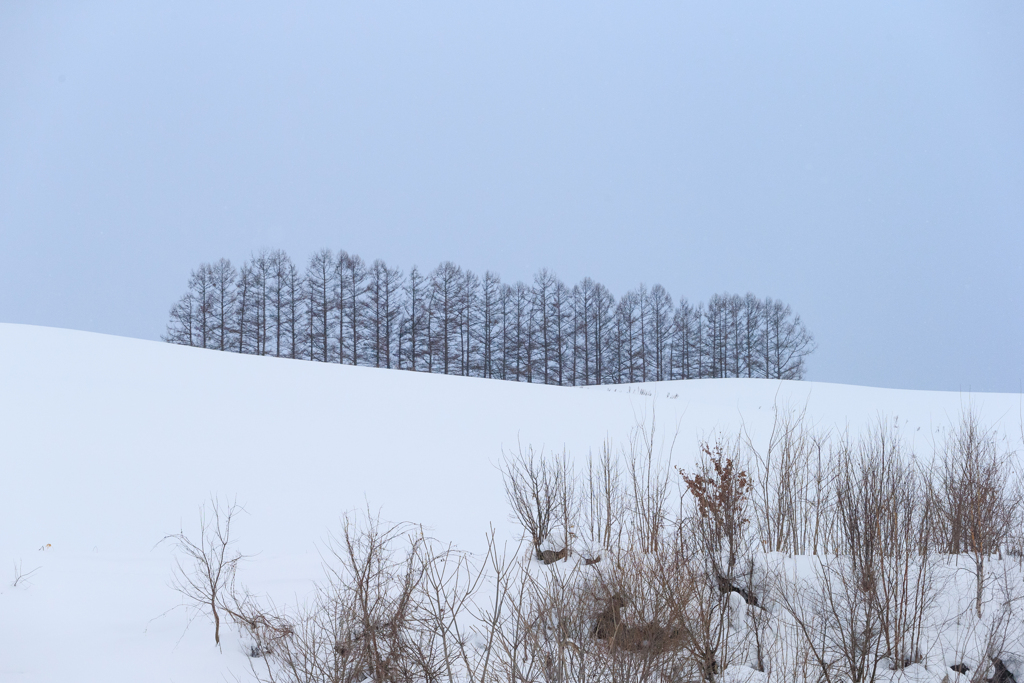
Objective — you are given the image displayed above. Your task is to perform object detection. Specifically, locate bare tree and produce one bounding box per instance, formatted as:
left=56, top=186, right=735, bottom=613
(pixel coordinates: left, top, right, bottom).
left=669, top=297, right=699, bottom=380
left=282, top=258, right=304, bottom=359
left=646, top=284, right=673, bottom=382
left=164, top=290, right=197, bottom=346
left=305, top=249, right=337, bottom=363
left=367, top=259, right=404, bottom=369
left=178, top=262, right=215, bottom=348
left=479, top=271, right=503, bottom=379
left=237, top=261, right=254, bottom=354
left=532, top=269, right=556, bottom=385
left=400, top=266, right=427, bottom=372
left=339, top=253, right=368, bottom=366
left=762, top=298, right=815, bottom=380
left=548, top=276, right=572, bottom=386
left=740, top=293, right=764, bottom=378
left=267, top=250, right=293, bottom=357
left=592, top=282, right=615, bottom=385
left=458, top=270, right=480, bottom=377
left=429, top=262, right=464, bottom=375
left=614, top=290, right=642, bottom=383
left=246, top=250, right=273, bottom=356
left=209, top=258, right=238, bottom=351
left=506, top=281, right=535, bottom=382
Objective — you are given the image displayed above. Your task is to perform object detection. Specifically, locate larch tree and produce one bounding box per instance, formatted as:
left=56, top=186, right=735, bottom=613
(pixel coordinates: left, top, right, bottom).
left=646, top=284, right=673, bottom=381
left=190, top=263, right=215, bottom=349
left=367, top=258, right=404, bottom=369
left=571, top=280, right=593, bottom=385
left=305, top=248, right=337, bottom=363
left=267, top=250, right=293, bottom=357
left=458, top=270, right=479, bottom=376
left=480, top=271, right=502, bottom=379
left=592, top=282, right=614, bottom=385
left=164, top=291, right=197, bottom=346
left=549, top=277, right=571, bottom=386
left=282, top=258, right=304, bottom=359
left=339, top=252, right=368, bottom=366
left=740, top=293, right=763, bottom=378
left=401, top=266, right=427, bottom=371
left=429, top=261, right=463, bottom=375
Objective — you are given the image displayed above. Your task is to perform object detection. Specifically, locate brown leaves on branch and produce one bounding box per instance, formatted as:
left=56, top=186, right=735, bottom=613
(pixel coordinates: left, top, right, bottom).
left=679, top=442, right=751, bottom=528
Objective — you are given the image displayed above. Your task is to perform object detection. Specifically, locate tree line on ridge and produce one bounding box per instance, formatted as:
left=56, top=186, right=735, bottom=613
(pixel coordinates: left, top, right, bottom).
left=164, top=249, right=815, bottom=384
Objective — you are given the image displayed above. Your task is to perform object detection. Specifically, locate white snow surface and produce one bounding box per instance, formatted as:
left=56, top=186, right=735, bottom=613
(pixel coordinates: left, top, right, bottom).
left=1, top=323, right=1022, bottom=682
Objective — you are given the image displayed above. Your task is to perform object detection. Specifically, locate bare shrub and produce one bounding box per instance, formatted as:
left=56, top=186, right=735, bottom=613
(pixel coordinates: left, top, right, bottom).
left=11, top=560, right=40, bottom=587
left=244, top=511, right=493, bottom=683
left=254, top=583, right=363, bottom=683
left=972, top=562, right=1024, bottom=683
left=325, top=513, right=434, bottom=683
left=745, top=404, right=835, bottom=556
left=553, top=449, right=580, bottom=562
left=489, top=549, right=545, bottom=683
left=228, top=589, right=295, bottom=661
left=659, top=553, right=727, bottom=680
left=216, top=410, right=1024, bottom=683
left=586, top=542, right=695, bottom=682
left=775, top=423, right=940, bottom=681
left=584, top=438, right=625, bottom=554
left=500, top=444, right=562, bottom=559
left=865, top=427, right=937, bottom=669
left=460, top=530, right=523, bottom=683
left=673, top=440, right=755, bottom=680
left=485, top=524, right=711, bottom=683
left=165, top=496, right=245, bottom=648
left=625, top=409, right=676, bottom=554
left=525, top=560, right=596, bottom=683
left=936, top=410, right=1022, bottom=617
left=777, top=550, right=886, bottom=683
left=418, top=534, right=487, bottom=683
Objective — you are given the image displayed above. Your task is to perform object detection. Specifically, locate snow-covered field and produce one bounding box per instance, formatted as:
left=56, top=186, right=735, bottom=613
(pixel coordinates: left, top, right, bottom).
left=1, top=323, right=1022, bottom=682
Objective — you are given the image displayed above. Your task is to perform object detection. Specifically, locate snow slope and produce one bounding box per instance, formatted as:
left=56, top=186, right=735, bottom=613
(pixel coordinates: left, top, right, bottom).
left=1, top=323, right=1021, bottom=682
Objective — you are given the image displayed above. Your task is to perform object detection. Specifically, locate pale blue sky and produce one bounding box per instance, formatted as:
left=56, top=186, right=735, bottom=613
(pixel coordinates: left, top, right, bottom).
left=1, top=1, right=1022, bottom=391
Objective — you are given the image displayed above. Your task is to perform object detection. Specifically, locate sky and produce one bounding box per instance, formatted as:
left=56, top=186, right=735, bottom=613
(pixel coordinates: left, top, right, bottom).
left=1, top=1, right=1021, bottom=392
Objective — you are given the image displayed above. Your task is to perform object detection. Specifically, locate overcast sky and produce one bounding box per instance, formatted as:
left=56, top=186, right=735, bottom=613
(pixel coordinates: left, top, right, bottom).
left=1, top=1, right=1021, bottom=392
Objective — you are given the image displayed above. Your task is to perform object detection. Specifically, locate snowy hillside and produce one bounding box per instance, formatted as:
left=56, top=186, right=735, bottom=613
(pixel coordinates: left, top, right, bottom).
left=1, top=323, right=1022, bottom=682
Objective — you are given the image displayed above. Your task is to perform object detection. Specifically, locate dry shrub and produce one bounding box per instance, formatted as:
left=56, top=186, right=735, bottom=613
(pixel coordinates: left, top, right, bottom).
left=242, top=511, right=486, bottom=683
left=500, top=444, right=565, bottom=560
left=936, top=409, right=1022, bottom=617
left=745, top=405, right=836, bottom=556
left=164, top=496, right=246, bottom=649
left=192, top=409, right=1024, bottom=683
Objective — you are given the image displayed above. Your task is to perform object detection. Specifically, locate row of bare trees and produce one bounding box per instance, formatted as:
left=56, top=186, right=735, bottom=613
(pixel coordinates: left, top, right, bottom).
left=164, top=249, right=815, bottom=383
left=168, top=410, right=1023, bottom=682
